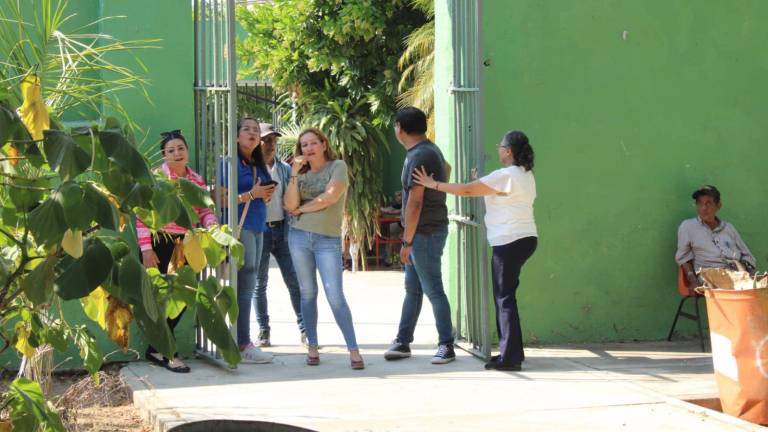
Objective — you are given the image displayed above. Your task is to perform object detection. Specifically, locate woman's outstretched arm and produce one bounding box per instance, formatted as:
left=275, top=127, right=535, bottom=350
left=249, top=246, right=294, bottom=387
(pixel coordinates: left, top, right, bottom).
left=412, top=165, right=498, bottom=197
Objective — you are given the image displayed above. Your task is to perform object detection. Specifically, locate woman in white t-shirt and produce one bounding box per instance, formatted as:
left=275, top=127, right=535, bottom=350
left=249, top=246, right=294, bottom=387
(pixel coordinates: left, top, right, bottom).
left=412, top=131, right=537, bottom=372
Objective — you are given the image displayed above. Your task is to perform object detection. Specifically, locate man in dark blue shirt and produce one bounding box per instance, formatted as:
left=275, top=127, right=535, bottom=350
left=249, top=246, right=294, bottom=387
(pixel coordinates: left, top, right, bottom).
left=384, top=107, right=455, bottom=364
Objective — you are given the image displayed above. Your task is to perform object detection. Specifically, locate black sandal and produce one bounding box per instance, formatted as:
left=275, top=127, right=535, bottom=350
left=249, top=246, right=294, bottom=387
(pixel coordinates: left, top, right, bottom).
left=146, top=351, right=190, bottom=373
left=166, top=357, right=191, bottom=373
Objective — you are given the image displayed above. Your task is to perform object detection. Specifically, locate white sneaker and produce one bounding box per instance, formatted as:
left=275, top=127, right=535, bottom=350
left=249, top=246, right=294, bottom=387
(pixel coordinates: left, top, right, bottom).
left=240, top=343, right=273, bottom=364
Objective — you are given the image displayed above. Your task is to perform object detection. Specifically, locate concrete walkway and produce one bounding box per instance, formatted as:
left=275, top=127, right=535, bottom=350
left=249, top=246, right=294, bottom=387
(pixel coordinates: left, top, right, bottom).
left=123, top=264, right=764, bottom=431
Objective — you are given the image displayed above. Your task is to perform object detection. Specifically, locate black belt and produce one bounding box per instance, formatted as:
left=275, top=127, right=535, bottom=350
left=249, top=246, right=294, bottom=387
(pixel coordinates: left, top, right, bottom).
left=266, top=220, right=284, bottom=228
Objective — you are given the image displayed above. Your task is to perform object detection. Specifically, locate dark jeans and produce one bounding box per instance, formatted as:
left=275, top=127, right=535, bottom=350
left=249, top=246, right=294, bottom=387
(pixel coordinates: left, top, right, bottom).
left=396, top=228, right=454, bottom=346
left=255, top=221, right=304, bottom=332
left=146, top=234, right=185, bottom=357
left=491, top=236, right=537, bottom=365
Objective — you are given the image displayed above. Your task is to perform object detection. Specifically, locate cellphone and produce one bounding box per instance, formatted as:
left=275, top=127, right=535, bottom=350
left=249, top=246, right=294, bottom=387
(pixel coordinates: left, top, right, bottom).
left=264, top=180, right=279, bottom=186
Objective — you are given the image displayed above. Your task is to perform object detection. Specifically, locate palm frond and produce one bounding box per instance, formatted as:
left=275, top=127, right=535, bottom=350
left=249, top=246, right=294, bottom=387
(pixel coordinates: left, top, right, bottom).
left=0, top=0, right=157, bottom=126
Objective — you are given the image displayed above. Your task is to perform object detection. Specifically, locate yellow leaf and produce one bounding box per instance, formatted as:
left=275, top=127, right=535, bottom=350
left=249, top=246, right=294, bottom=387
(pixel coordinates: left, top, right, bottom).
left=80, top=286, right=108, bottom=329
left=6, top=145, right=20, bottom=166
left=14, top=322, right=36, bottom=358
left=61, top=229, right=83, bottom=258
left=18, top=75, right=50, bottom=141
left=168, top=238, right=184, bottom=274
left=106, top=297, right=133, bottom=351
left=183, top=231, right=207, bottom=272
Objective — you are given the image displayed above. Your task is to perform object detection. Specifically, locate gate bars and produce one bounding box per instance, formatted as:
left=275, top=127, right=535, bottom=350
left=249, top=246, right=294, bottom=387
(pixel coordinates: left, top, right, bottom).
left=193, top=0, right=239, bottom=367
left=448, top=0, right=491, bottom=359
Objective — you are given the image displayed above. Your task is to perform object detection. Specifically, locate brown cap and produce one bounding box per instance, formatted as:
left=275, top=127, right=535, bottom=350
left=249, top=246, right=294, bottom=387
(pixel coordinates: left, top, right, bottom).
left=259, top=123, right=282, bottom=138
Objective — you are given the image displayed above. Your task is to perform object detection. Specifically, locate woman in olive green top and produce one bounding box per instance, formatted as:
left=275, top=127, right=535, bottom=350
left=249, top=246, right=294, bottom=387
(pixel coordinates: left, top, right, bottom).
left=284, top=128, right=364, bottom=370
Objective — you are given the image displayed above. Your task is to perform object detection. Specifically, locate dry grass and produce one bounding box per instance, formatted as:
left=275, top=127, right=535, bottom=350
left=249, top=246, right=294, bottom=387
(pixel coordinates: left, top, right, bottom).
left=1, top=365, right=150, bottom=432
left=56, top=367, right=150, bottom=432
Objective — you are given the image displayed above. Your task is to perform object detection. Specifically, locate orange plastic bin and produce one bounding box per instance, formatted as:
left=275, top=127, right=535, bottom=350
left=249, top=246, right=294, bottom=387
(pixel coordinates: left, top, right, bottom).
left=701, top=287, right=768, bottom=425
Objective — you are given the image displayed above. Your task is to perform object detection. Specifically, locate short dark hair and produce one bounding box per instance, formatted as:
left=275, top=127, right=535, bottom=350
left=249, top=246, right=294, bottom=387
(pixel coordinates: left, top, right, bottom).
left=692, top=185, right=721, bottom=203
left=395, top=107, right=427, bottom=135
left=501, top=130, right=534, bottom=171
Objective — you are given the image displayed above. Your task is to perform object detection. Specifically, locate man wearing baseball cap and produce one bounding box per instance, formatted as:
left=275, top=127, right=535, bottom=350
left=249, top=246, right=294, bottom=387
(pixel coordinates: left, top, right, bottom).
left=253, top=122, right=306, bottom=346
left=675, top=185, right=757, bottom=288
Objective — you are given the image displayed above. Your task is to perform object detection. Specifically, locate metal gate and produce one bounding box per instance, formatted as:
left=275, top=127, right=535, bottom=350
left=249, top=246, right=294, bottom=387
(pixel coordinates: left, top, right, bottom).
left=448, top=0, right=491, bottom=359
left=192, top=0, right=239, bottom=366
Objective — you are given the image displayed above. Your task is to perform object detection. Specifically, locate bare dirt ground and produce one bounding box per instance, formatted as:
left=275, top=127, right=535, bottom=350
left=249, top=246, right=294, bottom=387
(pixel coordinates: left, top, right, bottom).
left=1, top=363, right=151, bottom=432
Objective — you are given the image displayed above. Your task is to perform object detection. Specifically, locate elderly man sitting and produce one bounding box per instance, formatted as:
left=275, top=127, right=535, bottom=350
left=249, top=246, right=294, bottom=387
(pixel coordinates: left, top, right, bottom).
left=675, top=185, right=757, bottom=289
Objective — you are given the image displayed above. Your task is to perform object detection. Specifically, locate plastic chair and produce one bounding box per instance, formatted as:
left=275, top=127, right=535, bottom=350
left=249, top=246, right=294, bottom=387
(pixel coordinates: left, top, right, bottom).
left=374, top=216, right=401, bottom=267
left=667, top=266, right=707, bottom=352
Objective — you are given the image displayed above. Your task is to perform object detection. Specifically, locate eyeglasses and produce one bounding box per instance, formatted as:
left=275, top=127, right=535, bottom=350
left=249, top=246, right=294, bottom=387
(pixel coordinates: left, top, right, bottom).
left=160, top=129, right=183, bottom=141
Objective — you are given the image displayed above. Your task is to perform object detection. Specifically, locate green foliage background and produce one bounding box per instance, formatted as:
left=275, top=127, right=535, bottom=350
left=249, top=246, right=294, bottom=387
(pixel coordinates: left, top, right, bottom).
left=237, top=0, right=426, bottom=250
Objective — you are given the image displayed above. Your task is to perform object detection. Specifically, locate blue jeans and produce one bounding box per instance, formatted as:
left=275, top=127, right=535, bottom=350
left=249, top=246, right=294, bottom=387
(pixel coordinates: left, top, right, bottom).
left=396, top=228, right=454, bottom=346
left=255, top=221, right=304, bottom=332
left=237, top=229, right=263, bottom=347
left=288, top=228, right=358, bottom=350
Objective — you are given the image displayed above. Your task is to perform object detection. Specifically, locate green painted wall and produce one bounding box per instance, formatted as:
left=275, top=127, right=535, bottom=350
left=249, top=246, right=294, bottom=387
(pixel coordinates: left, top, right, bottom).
left=98, top=0, right=197, bottom=356
left=382, top=131, right=407, bottom=199
left=100, top=0, right=195, bottom=151
left=436, top=0, right=768, bottom=343
left=434, top=0, right=460, bottom=327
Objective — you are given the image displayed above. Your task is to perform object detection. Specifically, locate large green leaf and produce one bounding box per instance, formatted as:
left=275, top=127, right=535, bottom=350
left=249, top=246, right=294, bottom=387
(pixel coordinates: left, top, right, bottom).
left=12, top=124, right=46, bottom=168
left=71, top=326, right=103, bottom=378
left=8, top=378, right=65, bottom=432
left=0, top=103, right=20, bottom=145
left=210, top=225, right=245, bottom=268
left=119, top=254, right=160, bottom=322
left=41, top=319, right=69, bottom=352
left=198, top=231, right=227, bottom=267
left=101, top=236, right=132, bottom=262
left=27, top=197, right=67, bottom=247
left=179, top=178, right=214, bottom=208
left=72, top=127, right=108, bottom=171
left=21, top=256, right=57, bottom=306
left=53, top=238, right=113, bottom=300
left=151, top=180, right=181, bottom=226
left=99, top=130, right=153, bottom=184
left=174, top=200, right=198, bottom=230
left=219, top=285, right=238, bottom=324
left=43, top=129, right=91, bottom=181
left=133, top=301, right=175, bottom=359
left=83, top=183, right=119, bottom=231
left=99, top=237, right=137, bottom=304
left=133, top=207, right=162, bottom=231
left=123, top=182, right=153, bottom=209
left=56, top=181, right=94, bottom=231
left=102, top=163, right=135, bottom=198
left=196, top=277, right=241, bottom=367
left=1, top=203, right=20, bottom=227
left=7, top=176, right=48, bottom=212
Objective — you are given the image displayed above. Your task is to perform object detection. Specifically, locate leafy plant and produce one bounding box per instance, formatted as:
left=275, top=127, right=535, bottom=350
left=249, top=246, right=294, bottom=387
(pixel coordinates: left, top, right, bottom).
left=0, top=85, right=245, bottom=431
left=0, top=0, right=158, bottom=127
left=237, top=0, right=426, bottom=253
left=397, top=0, right=435, bottom=140
left=0, top=2, right=245, bottom=428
